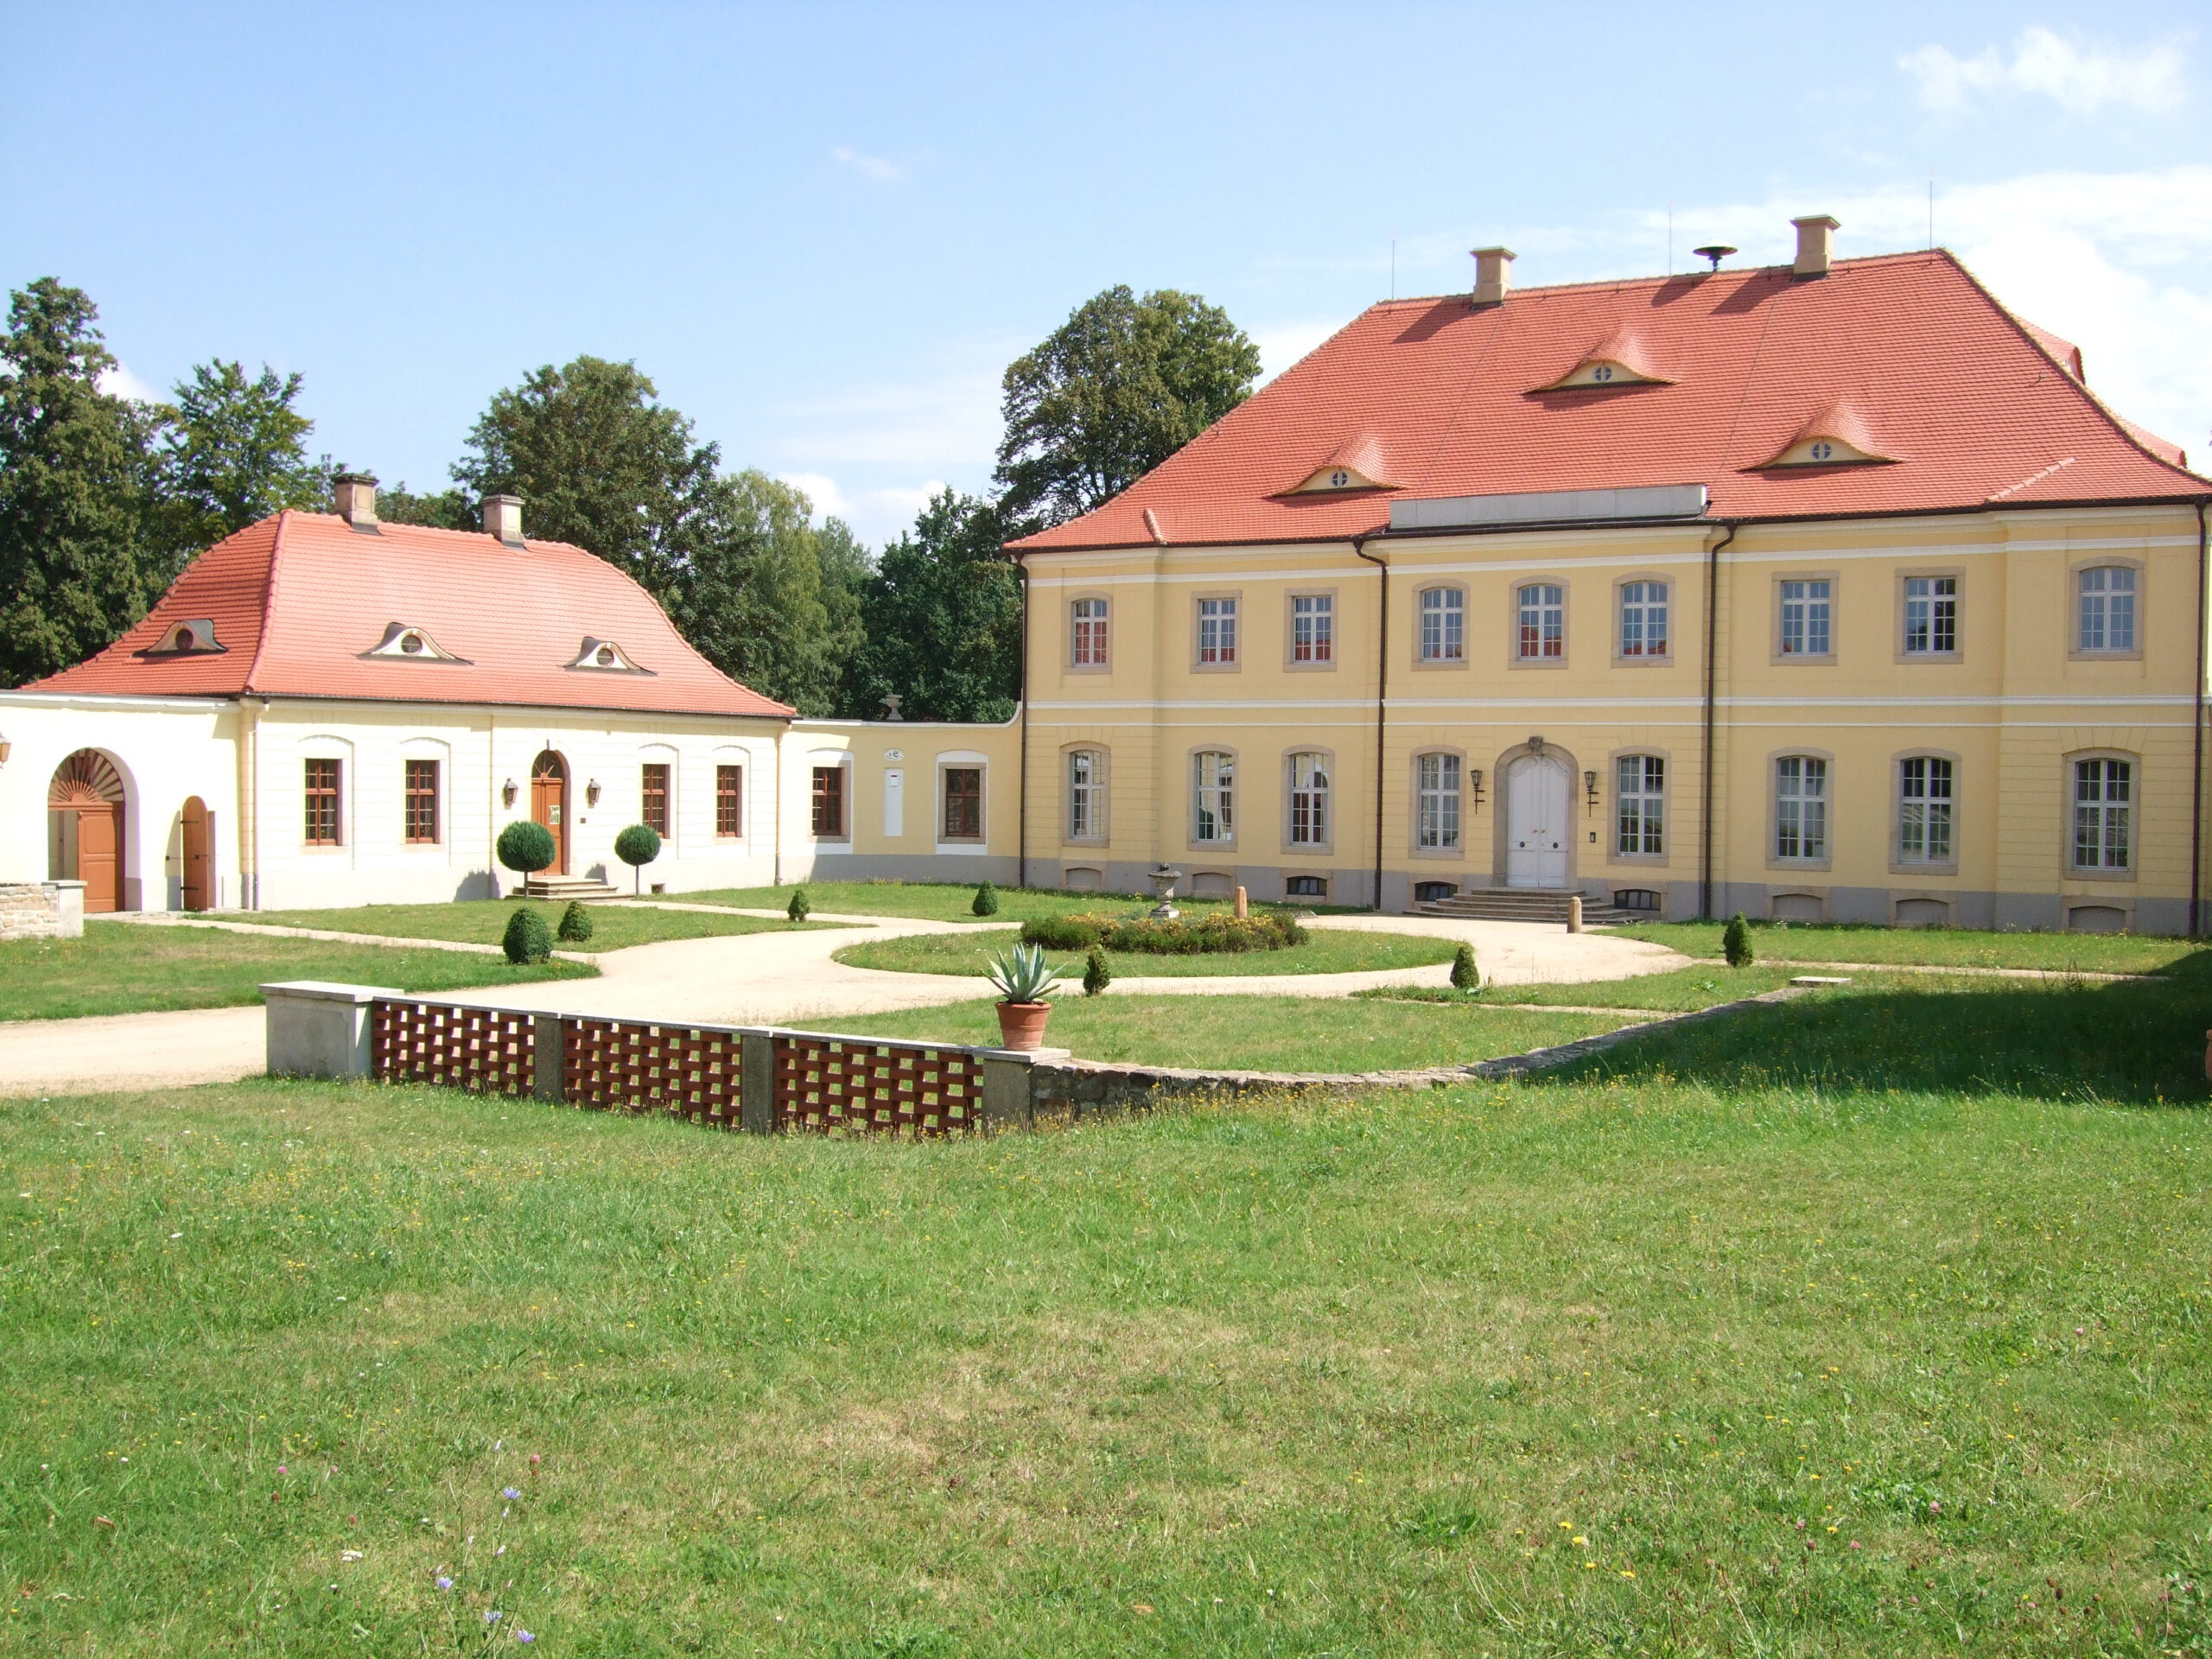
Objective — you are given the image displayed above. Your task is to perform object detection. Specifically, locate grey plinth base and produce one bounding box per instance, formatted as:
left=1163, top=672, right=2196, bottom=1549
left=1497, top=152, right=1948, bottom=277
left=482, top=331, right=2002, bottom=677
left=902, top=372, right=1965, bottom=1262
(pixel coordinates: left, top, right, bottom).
left=262, top=981, right=401, bottom=1080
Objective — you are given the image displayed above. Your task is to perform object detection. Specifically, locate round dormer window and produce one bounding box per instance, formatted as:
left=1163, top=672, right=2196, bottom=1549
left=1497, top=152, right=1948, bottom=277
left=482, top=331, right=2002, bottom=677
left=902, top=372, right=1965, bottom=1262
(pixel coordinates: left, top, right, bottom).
left=595, top=645, right=616, bottom=666
left=1591, top=363, right=1615, bottom=383
left=1809, top=440, right=1834, bottom=461
left=399, top=632, right=424, bottom=654
left=172, top=626, right=195, bottom=651
left=1329, top=470, right=1349, bottom=488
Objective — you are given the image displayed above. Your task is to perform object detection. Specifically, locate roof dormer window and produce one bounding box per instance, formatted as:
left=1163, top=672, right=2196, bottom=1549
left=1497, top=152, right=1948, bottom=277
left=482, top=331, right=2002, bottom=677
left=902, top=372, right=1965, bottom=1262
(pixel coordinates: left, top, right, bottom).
left=361, top=621, right=470, bottom=664
left=1535, top=329, right=1670, bottom=393
left=569, top=637, right=652, bottom=674
left=1758, top=402, right=1896, bottom=469
left=1294, top=463, right=1388, bottom=493
left=1285, top=434, right=1395, bottom=495
left=137, top=618, right=226, bottom=657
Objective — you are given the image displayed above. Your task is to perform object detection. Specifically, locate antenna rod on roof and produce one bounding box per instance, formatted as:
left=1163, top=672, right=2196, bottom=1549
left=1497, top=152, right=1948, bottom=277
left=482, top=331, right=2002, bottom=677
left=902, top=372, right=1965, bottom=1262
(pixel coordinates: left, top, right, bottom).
left=1928, top=172, right=1935, bottom=251
left=1390, top=230, right=1395, bottom=300
left=1667, top=200, right=1673, bottom=275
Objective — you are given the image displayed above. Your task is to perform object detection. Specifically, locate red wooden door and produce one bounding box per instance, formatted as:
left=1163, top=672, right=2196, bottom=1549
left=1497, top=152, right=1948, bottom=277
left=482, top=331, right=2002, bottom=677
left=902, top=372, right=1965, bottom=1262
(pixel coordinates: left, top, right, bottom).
left=181, top=797, right=212, bottom=911
left=77, top=804, right=122, bottom=913
left=531, top=751, right=569, bottom=874
left=48, top=750, right=125, bottom=913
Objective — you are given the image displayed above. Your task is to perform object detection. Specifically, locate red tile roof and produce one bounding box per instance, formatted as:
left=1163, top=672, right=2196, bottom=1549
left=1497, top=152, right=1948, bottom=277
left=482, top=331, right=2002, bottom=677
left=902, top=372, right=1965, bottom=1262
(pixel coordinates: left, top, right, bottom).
left=1014, top=251, right=2206, bottom=554
left=27, top=512, right=795, bottom=717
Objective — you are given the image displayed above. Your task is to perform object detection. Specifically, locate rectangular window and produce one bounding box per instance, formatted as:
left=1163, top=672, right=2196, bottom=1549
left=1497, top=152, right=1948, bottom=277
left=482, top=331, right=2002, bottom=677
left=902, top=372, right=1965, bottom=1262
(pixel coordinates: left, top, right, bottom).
left=641, top=763, right=671, bottom=836
left=810, top=766, right=845, bottom=837
left=1291, top=594, right=1334, bottom=664
left=715, top=764, right=743, bottom=837
left=1904, top=575, right=1958, bottom=655
left=1287, top=753, right=1330, bottom=846
left=2073, top=759, right=2132, bottom=870
left=1415, top=753, right=1461, bottom=849
left=1615, top=754, right=1664, bottom=856
left=1619, top=581, right=1668, bottom=658
left=1516, top=583, right=1564, bottom=659
left=1419, top=588, right=1465, bottom=662
left=404, top=759, right=438, bottom=844
left=1898, top=757, right=1954, bottom=863
left=1071, top=597, right=1109, bottom=666
left=2078, top=567, right=2137, bottom=652
left=304, top=758, right=341, bottom=845
left=1067, top=750, right=1103, bottom=840
left=1192, top=752, right=1235, bottom=843
left=1780, top=579, right=1832, bottom=657
left=1775, top=756, right=1827, bottom=860
left=1197, top=597, right=1238, bottom=664
left=942, top=767, right=982, bottom=841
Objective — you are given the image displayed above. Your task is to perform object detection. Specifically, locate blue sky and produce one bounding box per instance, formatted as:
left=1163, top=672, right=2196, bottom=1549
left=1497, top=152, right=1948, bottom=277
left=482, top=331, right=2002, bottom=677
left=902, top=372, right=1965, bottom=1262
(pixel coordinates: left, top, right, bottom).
left=5, top=3, right=2206, bottom=545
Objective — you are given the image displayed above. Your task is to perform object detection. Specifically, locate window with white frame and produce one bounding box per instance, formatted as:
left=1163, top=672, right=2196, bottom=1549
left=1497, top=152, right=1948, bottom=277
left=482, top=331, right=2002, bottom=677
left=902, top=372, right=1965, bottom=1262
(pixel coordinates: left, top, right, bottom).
left=2077, top=567, right=2137, bottom=652
left=1415, top=753, right=1461, bottom=849
left=1198, top=597, right=1238, bottom=664
left=1897, top=756, right=1954, bottom=863
left=1774, top=756, right=1828, bottom=860
left=1287, top=752, right=1330, bottom=845
left=1192, top=751, right=1235, bottom=842
left=1904, top=576, right=1957, bottom=655
left=2072, top=759, right=2132, bottom=870
left=1066, top=749, right=1103, bottom=840
left=1780, top=579, right=1832, bottom=656
left=1291, top=594, right=1333, bottom=664
left=1516, top=583, right=1564, bottom=659
left=1071, top=597, right=1109, bottom=666
left=1619, top=581, right=1668, bottom=658
left=1418, top=587, right=1464, bottom=662
left=1615, top=755, right=1664, bottom=855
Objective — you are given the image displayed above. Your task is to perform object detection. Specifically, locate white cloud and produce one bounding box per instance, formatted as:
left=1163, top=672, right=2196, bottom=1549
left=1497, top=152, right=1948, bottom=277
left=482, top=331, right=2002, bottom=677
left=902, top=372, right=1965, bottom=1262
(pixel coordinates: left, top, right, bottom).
left=831, top=145, right=906, bottom=184
left=1900, top=25, right=2188, bottom=115
left=778, top=472, right=949, bottom=545
left=772, top=366, right=1002, bottom=469
left=97, top=359, right=162, bottom=404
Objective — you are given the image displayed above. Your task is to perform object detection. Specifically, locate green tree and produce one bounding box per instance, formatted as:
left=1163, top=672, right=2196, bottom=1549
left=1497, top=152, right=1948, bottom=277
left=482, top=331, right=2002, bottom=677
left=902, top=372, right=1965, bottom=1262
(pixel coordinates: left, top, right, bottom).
left=995, top=285, right=1260, bottom=531
left=0, top=278, right=157, bottom=686
left=149, top=360, right=331, bottom=575
left=846, top=491, right=1020, bottom=722
left=374, top=480, right=474, bottom=530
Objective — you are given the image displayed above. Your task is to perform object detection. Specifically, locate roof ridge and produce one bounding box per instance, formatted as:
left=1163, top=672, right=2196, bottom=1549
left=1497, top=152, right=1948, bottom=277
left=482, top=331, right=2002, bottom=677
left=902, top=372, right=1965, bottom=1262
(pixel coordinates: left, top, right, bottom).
left=1370, top=247, right=1952, bottom=310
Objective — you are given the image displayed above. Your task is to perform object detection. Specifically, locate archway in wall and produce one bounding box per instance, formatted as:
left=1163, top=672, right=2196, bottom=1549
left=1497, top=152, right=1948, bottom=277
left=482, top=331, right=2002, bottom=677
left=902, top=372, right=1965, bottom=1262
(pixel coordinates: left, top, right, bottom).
left=48, top=750, right=126, bottom=913
left=531, top=750, right=569, bottom=875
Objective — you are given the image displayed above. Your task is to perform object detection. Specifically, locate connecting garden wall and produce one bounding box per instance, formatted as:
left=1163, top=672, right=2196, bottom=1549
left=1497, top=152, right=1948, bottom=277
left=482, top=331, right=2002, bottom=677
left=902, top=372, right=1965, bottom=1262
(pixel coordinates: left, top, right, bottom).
left=0, top=880, right=84, bottom=940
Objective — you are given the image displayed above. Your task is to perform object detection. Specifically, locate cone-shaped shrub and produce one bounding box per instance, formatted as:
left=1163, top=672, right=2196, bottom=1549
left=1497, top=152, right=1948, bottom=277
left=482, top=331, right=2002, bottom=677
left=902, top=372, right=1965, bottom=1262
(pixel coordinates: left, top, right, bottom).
left=787, top=887, right=810, bottom=923
left=1083, top=946, right=1111, bottom=997
left=972, top=880, right=999, bottom=916
left=1450, top=941, right=1483, bottom=993
left=503, top=906, right=553, bottom=964
left=1723, top=912, right=1754, bottom=968
left=556, top=900, right=594, bottom=943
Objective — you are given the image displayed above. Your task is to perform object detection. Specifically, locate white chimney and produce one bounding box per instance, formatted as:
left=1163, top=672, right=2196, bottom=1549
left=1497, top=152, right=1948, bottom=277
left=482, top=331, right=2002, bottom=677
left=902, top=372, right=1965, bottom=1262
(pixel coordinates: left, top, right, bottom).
left=1792, top=215, right=1839, bottom=279
left=1471, top=246, right=1516, bottom=306
left=333, top=473, right=378, bottom=531
left=483, top=494, right=524, bottom=547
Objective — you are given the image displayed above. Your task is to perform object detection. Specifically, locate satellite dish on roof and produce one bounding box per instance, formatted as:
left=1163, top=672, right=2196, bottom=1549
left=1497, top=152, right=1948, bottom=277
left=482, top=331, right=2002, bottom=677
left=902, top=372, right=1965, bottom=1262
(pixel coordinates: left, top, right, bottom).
left=1693, top=245, right=1738, bottom=271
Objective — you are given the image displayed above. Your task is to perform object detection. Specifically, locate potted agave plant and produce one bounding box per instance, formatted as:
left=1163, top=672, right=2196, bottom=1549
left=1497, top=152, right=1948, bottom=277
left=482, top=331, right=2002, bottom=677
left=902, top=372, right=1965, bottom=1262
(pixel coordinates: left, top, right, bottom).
left=987, top=941, right=1063, bottom=1051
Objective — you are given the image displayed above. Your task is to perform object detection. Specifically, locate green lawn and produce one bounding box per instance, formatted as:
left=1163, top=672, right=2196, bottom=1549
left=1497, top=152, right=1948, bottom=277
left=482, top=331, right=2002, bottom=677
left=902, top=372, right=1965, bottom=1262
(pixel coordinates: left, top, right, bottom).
left=676, top=879, right=1331, bottom=924
left=816, top=992, right=1630, bottom=1071
left=251, top=899, right=841, bottom=951
left=7, top=962, right=2212, bottom=1653
left=1363, top=961, right=1813, bottom=1011
left=831, top=925, right=1458, bottom=980
left=0, top=924, right=593, bottom=1021
left=1616, top=918, right=2196, bottom=975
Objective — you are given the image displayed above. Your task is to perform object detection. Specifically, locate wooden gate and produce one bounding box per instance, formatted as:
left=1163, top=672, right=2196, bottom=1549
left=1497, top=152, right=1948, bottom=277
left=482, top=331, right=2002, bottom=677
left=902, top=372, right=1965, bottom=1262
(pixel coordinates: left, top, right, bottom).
left=48, top=750, right=125, bottom=913
left=531, top=750, right=569, bottom=874
left=181, top=796, right=212, bottom=911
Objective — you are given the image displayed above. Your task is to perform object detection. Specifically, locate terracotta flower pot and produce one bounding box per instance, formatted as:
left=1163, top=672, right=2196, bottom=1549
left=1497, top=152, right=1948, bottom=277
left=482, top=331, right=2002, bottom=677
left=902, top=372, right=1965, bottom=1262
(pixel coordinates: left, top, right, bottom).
left=995, top=1001, right=1052, bottom=1051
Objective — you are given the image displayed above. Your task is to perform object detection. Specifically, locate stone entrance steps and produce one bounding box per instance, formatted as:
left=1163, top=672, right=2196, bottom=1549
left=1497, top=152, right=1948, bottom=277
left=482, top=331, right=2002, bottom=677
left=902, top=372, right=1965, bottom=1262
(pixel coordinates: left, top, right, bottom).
left=1413, top=888, right=1639, bottom=926
left=521, top=874, right=620, bottom=901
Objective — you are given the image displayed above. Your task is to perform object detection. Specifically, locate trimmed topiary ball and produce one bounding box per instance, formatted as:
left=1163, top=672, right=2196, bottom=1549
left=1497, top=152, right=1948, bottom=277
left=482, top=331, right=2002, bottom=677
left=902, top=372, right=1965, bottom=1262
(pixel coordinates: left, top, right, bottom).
left=556, top=900, right=594, bottom=943
left=496, top=820, right=556, bottom=885
left=786, top=887, right=810, bottom=923
left=503, top=906, right=553, bottom=964
left=613, top=823, right=661, bottom=894
left=972, top=880, right=999, bottom=917
left=1723, top=912, right=1754, bottom=968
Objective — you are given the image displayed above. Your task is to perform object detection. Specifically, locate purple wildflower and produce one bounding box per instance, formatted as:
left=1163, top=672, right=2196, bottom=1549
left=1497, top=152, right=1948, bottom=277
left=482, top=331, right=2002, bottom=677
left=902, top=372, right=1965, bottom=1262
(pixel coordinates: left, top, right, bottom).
left=485, top=1611, right=502, bottom=1624
left=501, top=1487, right=522, bottom=1501
left=516, top=1632, right=535, bottom=1644
left=435, top=1577, right=453, bottom=1592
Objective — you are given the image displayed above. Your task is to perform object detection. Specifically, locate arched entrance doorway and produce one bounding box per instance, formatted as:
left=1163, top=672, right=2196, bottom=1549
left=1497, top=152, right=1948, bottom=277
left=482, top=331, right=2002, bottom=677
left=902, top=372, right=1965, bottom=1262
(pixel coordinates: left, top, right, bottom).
left=49, top=750, right=126, bottom=913
left=531, top=750, right=569, bottom=875
left=181, top=796, right=213, bottom=911
left=1503, top=749, right=1570, bottom=888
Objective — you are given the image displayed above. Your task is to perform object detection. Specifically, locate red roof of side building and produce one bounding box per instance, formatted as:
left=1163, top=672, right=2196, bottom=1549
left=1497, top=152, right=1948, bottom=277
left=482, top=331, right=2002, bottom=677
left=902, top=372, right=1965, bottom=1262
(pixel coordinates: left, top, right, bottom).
left=26, top=510, right=795, bottom=717
left=1014, top=250, right=2208, bottom=554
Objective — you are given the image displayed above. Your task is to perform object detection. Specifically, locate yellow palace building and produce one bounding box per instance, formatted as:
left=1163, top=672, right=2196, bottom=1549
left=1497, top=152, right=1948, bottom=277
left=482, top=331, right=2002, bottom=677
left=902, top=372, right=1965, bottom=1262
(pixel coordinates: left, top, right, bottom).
left=1008, top=219, right=2212, bottom=932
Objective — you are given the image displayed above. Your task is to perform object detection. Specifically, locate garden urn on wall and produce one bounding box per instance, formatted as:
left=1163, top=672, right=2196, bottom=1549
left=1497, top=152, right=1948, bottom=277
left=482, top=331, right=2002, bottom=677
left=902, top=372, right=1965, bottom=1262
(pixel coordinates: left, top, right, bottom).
left=988, top=943, right=1063, bottom=1051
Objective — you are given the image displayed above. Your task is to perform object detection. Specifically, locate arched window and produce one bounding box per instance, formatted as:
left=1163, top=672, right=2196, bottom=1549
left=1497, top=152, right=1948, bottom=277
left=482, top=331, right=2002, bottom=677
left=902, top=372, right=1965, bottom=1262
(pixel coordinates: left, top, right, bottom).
left=1192, top=751, right=1235, bottom=844
left=1615, top=755, right=1663, bottom=855
left=1287, top=753, right=1330, bottom=846
left=1897, top=757, right=1954, bottom=863
left=1517, top=583, right=1564, bottom=659
left=2072, top=758, right=2132, bottom=870
left=1418, top=587, right=1465, bottom=662
left=2077, top=566, right=2137, bottom=652
left=1066, top=749, right=1105, bottom=841
left=1071, top=597, right=1109, bottom=666
left=1415, top=753, right=1461, bottom=849
left=1774, top=756, right=1827, bottom=860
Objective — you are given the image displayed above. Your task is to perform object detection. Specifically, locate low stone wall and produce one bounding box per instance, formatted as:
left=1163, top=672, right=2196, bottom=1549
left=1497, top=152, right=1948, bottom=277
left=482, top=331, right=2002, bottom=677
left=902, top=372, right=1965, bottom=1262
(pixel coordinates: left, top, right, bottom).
left=0, top=881, right=84, bottom=941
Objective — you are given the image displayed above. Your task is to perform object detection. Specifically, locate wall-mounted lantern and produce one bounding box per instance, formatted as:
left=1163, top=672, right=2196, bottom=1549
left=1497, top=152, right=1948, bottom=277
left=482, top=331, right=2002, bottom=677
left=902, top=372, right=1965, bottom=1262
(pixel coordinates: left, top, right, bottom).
left=501, top=778, right=518, bottom=808
left=1468, top=768, right=1485, bottom=811
left=586, top=779, right=602, bottom=807
left=1585, top=769, right=1600, bottom=810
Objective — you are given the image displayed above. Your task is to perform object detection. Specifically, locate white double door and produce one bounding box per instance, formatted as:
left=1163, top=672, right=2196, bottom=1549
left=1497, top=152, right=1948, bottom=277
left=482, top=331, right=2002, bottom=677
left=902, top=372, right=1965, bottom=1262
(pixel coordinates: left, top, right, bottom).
left=1504, top=753, right=1570, bottom=888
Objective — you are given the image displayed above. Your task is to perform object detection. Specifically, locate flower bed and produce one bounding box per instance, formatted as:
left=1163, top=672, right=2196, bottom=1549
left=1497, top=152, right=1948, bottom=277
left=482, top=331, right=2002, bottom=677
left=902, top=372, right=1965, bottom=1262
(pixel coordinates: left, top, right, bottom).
left=1020, top=910, right=1305, bottom=954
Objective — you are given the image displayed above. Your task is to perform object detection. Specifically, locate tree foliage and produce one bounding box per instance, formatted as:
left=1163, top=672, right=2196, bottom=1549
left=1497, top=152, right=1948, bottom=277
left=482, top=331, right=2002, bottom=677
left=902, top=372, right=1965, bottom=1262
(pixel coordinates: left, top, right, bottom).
left=995, top=285, right=1260, bottom=531
left=0, top=279, right=157, bottom=686
left=845, top=491, right=1020, bottom=722
left=496, top=820, right=556, bottom=876
left=149, top=360, right=331, bottom=576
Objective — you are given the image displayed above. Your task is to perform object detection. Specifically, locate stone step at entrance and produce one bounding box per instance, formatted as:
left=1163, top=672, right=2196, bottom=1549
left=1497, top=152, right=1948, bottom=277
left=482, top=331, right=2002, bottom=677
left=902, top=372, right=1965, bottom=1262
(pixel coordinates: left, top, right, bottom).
left=520, top=874, right=620, bottom=901
left=1413, top=888, right=1640, bottom=926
